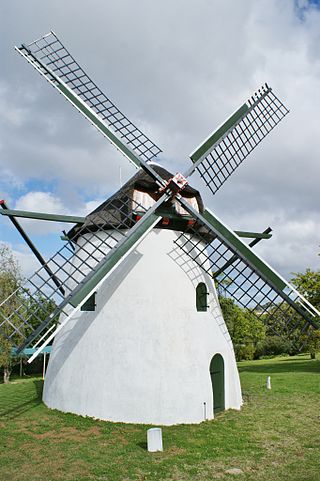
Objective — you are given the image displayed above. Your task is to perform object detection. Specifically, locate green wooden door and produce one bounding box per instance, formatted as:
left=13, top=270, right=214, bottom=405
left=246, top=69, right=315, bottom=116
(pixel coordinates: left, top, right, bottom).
left=210, top=354, right=225, bottom=415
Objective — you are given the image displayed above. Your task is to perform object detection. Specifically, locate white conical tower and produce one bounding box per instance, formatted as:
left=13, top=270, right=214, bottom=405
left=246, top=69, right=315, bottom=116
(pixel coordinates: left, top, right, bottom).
left=43, top=167, right=242, bottom=425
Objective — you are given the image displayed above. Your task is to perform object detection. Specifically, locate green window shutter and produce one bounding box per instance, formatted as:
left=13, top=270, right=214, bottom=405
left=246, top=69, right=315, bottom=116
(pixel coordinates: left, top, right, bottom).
left=196, top=283, right=208, bottom=312
left=81, top=292, right=96, bottom=312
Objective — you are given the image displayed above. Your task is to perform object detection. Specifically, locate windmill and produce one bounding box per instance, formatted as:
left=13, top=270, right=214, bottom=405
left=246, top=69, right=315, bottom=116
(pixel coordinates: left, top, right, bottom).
left=1, top=31, right=319, bottom=424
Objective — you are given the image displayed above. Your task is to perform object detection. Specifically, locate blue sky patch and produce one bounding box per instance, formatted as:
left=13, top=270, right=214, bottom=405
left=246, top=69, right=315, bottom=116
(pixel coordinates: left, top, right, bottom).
left=295, top=0, right=320, bottom=19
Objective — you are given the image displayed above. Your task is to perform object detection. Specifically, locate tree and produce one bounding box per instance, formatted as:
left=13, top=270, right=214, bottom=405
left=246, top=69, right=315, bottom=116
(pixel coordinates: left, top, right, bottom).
left=291, top=268, right=320, bottom=358
left=0, top=244, right=23, bottom=383
left=0, top=245, right=58, bottom=383
left=219, top=296, right=266, bottom=360
left=303, top=330, right=320, bottom=360
left=291, top=269, right=320, bottom=310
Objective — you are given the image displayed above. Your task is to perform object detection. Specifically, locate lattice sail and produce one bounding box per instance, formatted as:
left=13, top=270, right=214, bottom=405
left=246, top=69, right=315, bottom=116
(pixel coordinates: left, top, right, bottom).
left=174, top=202, right=320, bottom=345
left=16, top=32, right=162, bottom=165
left=0, top=195, right=161, bottom=352
left=189, top=84, right=289, bottom=195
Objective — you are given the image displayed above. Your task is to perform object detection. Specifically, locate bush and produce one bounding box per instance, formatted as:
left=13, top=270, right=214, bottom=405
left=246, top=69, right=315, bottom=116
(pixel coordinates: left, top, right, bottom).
left=255, top=336, right=292, bottom=358
left=235, top=343, right=255, bottom=361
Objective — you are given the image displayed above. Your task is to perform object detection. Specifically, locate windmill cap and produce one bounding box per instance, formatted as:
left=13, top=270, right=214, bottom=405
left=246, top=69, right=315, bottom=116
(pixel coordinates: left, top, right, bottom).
left=68, top=165, right=204, bottom=239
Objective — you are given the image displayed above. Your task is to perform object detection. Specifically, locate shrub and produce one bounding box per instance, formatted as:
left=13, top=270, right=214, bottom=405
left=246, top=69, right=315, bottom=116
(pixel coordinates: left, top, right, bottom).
left=235, top=343, right=255, bottom=361
left=255, top=336, right=292, bottom=358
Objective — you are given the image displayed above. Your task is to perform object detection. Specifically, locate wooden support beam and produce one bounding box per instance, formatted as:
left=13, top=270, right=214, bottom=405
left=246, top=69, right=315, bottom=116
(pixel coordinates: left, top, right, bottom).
left=0, top=207, right=85, bottom=224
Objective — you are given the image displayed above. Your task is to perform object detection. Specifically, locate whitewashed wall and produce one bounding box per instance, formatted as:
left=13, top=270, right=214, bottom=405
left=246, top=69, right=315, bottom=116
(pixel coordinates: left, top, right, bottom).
left=43, top=228, right=242, bottom=425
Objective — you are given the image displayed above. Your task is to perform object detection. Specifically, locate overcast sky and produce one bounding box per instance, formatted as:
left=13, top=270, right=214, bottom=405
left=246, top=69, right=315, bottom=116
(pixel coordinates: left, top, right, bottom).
left=0, top=0, right=319, bottom=280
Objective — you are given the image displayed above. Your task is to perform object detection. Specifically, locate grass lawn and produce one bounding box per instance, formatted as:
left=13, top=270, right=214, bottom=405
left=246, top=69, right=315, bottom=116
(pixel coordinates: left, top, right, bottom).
left=0, top=354, right=319, bottom=481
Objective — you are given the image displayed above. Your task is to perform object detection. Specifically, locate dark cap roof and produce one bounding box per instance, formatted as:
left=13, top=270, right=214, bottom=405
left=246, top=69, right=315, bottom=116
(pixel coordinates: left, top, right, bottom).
left=68, top=165, right=204, bottom=239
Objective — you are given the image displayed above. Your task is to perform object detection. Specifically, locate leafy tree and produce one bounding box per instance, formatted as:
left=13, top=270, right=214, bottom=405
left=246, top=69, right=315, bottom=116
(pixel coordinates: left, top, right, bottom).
left=0, top=245, right=57, bottom=382
left=218, top=268, right=320, bottom=360
left=302, top=330, right=320, bottom=359
left=291, top=269, right=320, bottom=309
left=0, top=244, right=23, bottom=383
left=219, top=296, right=266, bottom=360
left=291, top=268, right=320, bottom=358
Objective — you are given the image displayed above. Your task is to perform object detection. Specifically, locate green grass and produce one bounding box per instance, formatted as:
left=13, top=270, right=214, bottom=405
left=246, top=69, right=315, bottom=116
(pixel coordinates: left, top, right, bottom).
left=0, top=355, right=319, bottom=481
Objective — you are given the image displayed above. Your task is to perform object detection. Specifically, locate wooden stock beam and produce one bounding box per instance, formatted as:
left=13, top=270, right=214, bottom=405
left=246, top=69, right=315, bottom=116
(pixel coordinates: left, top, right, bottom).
left=0, top=208, right=85, bottom=224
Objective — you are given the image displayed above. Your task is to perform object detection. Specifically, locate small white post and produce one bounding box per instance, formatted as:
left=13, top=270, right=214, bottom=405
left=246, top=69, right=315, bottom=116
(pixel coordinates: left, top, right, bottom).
left=266, top=376, right=271, bottom=390
left=147, top=428, right=163, bottom=452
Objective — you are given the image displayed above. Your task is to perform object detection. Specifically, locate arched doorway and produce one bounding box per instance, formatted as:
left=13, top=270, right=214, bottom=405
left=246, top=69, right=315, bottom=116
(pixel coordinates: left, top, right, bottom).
left=210, top=354, right=225, bottom=415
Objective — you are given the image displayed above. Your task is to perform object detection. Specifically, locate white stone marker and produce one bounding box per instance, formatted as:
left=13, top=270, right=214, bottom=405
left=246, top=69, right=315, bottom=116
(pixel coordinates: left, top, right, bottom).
left=147, top=428, right=163, bottom=452
left=266, top=376, right=271, bottom=390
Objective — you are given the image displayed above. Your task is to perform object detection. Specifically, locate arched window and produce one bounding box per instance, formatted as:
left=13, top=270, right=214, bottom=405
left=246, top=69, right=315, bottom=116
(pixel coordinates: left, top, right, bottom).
left=196, top=282, right=208, bottom=312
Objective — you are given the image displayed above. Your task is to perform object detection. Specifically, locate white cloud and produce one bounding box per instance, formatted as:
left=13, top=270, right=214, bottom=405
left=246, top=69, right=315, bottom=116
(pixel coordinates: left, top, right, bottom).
left=12, top=191, right=68, bottom=236
left=12, top=191, right=104, bottom=236
left=0, top=82, right=29, bottom=127
left=13, top=245, right=40, bottom=278
left=0, top=0, right=319, bottom=280
left=255, top=215, right=320, bottom=278
left=15, top=191, right=65, bottom=214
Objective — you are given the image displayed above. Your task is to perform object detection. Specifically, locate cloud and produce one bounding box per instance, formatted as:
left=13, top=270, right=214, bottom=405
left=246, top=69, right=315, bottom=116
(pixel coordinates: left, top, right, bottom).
left=0, top=0, right=319, bottom=282
left=15, top=191, right=65, bottom=214
left=230, top=208, right=320, bottom=278
left=0, top=191, right=105, bottom=278
left=13, top=245, right=40, bottom=278
left=10, top=191, right=104, bottom=236
left=0, top=82, right=30, bottom=127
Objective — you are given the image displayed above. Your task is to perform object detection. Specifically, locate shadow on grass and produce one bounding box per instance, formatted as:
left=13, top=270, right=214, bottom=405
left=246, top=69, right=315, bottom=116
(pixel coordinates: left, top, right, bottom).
left=137, top=441, right=148, bottom=451
left=238, top=359, right=320, bottom=374
left=0, top=380, right=43, bottom=420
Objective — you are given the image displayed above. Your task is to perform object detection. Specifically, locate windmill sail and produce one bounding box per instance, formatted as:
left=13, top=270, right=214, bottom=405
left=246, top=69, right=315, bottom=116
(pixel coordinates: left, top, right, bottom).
left=16, top=32, right=162, bottom=168
left=0, top=194, right=167, bottom=353
left=6, top=31, right=315, bottom=357
left=188, top=85, right=289, bottom=195
left=174, top=199, right=320, bottom=342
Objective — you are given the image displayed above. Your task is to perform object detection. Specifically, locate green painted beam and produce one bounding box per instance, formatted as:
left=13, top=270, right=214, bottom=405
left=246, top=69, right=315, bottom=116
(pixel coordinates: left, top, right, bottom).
left=58, top=83, right=144, bottom=170
left=17, top=192, right=169, bottom=353
left=155, top=205, right=272, bottom=239
left=17, top=45, right=165, bottom=187
left=0, top=209, right=85, bottom=224
left=235, top=230, right=272, bottom=240
left=176, top=197, right=286, bottom=292
left=190, top=103, right=248, bottom=163
left=69, top=212, right=161, bottom=307
left=201, top=208, right=286, bottom=291
left=57, top=216, right=272, bottom=241
left=1, top=208, right=273, bottom=239
left=11, top=346, right=52, bottom=356
left=17, top=44, right=142, bottom=172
